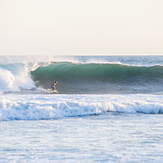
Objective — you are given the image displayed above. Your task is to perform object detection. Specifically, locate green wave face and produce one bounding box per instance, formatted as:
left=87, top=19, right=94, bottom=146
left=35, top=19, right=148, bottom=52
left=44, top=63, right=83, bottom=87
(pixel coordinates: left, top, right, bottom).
left=30, top=62, right=163, bottom=94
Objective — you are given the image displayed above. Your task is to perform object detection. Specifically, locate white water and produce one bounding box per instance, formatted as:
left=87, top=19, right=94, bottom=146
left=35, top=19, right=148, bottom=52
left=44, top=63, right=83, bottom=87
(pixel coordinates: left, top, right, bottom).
left=0, top=63, right=36, bottom=93
left=1, top=94, right=163, bottom=121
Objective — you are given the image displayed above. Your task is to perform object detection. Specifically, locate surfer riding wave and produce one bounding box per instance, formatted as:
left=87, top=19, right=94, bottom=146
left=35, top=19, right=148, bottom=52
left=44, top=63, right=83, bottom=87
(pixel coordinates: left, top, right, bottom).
left=51, top=81, right=58, bottom=92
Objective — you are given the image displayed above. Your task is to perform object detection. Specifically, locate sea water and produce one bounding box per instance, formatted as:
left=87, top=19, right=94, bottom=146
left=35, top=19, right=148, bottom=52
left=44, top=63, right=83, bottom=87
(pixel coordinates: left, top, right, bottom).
left=0, top=56, right=163, bottom=162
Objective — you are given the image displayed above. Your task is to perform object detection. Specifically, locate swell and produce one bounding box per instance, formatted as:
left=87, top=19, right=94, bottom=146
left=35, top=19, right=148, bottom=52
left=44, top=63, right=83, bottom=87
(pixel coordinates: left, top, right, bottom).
left=30, top=62, right=163, bottom=94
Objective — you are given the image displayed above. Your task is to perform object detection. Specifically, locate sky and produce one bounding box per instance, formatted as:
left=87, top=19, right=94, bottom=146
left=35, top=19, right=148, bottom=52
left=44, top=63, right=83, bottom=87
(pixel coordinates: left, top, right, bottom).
left=0, top=0, right=163, bottom=56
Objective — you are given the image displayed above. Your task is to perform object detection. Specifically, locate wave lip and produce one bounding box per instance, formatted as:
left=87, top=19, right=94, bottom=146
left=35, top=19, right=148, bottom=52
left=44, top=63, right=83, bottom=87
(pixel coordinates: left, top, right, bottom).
left=0, top=94, right=163, bottom=121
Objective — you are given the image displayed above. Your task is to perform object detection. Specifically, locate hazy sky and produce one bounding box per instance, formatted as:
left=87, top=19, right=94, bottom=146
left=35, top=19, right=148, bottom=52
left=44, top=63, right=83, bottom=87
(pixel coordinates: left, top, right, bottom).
left=0, top=0, right=163, bottom=55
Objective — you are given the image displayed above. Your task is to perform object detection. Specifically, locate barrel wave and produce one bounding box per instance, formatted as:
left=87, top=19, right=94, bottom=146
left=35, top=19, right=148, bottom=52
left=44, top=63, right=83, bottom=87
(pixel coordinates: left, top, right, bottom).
left=31, top=62, right=163, bottom=94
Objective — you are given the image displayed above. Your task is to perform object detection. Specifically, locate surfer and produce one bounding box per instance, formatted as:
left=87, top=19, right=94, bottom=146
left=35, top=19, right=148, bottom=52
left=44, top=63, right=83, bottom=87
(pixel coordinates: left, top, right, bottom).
left=51, top=81, right=58, bottom=92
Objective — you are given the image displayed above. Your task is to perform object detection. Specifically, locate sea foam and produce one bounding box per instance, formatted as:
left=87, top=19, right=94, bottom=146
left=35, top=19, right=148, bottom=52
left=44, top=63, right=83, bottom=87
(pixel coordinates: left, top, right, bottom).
left=0, top=94, right=163, bottom=121
left=0, top=63, right=36, bottom=93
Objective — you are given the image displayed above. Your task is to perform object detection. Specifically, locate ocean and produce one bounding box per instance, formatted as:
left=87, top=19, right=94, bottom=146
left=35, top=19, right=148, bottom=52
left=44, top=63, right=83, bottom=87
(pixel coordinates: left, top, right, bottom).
left=0, top=55, right=163, bottom=162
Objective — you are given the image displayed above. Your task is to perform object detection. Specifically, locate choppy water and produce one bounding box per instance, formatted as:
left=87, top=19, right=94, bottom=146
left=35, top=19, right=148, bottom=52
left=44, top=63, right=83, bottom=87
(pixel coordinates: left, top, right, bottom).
left=1, top=113, right=163, bottom=162
left=0, top=55, right=163, bottom=162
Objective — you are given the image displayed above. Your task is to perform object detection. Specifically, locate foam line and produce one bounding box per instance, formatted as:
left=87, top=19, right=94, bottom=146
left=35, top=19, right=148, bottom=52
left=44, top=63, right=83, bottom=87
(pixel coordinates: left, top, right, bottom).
left=0, top=94, right=163, bottom=121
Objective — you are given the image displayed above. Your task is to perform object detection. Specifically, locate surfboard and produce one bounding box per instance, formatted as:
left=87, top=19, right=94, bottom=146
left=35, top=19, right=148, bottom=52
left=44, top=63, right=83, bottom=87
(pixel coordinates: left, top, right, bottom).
left=44, top=89, right=58, bottom=94
left=50, top=90, right=58, bottom=94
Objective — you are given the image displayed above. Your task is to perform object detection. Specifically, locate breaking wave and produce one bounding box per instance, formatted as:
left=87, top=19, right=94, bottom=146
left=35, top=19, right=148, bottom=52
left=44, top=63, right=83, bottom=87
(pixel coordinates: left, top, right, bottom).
left=0, top=56, right=163, bottom=94
left=31, top=62, right=163, bottom=94
left=0, top=94, right=163, bottom=121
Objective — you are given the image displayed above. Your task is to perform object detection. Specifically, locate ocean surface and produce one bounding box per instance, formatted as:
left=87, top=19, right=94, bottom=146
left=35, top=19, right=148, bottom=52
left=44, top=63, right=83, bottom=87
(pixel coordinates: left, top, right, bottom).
left=1, top=55, right=163, bottom=162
